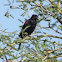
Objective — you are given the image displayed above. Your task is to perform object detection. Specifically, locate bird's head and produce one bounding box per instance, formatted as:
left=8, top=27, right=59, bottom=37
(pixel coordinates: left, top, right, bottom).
left=31, top=14, right=38, bottom=20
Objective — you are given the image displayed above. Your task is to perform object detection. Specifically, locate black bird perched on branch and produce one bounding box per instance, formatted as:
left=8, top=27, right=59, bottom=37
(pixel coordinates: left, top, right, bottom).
left=18, top=14, right=38, bottom=49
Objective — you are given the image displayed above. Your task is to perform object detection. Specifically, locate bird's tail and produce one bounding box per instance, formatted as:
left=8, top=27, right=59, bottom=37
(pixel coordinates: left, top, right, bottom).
left=18, top=42, right=21, bottom=50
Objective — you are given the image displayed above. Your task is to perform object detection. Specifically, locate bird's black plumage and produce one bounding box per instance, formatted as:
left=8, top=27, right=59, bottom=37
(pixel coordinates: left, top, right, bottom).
left=18, top=14, right=38, bottom=49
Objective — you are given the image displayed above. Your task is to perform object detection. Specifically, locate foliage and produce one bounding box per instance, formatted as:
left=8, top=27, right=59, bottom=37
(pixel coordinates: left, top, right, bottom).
left=0, top=0, right=62, bottom=62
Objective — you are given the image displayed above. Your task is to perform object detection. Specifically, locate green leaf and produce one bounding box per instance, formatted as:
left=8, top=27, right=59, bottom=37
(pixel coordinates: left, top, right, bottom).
left=10, top=14, right=14, bottom=19
left=58, top=26, right=62, bottom=30
left=48, top=7, right=53, bottom=11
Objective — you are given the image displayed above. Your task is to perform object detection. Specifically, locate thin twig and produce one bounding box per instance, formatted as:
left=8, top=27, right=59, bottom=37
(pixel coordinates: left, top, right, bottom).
left=48, top=48, right=62, bottom=54
left=51, top=28, right=62, bottom=35
left=0, top=29, right=12, bottom=33
left=37, top=33, right=62, bottom=39
left=42, top=56, right=48, bottom=61
left=37, top=24, right=62, bottom=35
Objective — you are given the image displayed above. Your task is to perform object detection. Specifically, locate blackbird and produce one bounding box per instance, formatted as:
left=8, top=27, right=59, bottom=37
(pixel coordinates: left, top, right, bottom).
left=18, top=14, right=38, bottom=49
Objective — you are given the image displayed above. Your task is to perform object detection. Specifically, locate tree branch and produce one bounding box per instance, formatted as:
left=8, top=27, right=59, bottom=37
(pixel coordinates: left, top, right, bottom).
left=0, top=29, right=12, bottom=33
left=37, top=24, right=62, bottom=35
left=37, top=33, right=62, bottom=39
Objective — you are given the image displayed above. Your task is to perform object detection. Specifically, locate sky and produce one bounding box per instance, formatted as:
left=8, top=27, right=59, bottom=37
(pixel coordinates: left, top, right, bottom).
left=0, top=0, right=62, bottom=62
left=0, top=0, right=23, bottom=32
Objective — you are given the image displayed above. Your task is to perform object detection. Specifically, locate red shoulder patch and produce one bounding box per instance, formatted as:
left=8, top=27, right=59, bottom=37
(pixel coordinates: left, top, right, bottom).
left=25, top=21, right=28, bottom=24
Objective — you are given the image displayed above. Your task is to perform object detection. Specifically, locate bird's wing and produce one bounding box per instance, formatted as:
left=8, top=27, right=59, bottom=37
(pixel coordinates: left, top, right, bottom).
left=22, top=20, right=29, bottom=29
